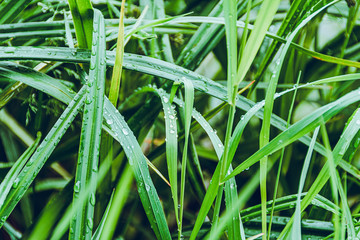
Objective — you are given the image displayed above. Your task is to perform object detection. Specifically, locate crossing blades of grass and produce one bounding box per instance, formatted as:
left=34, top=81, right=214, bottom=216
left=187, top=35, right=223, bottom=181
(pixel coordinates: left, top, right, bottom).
left=291, top=127, right=320, bottom=238
left=279, top=107, right=360, bottom=238
left=0, top=0, right=32, bottom=24
left=70, top=9, right=106, bottom=240
left=224, top=87, right=360, bottom=181
left=0, top=85, right=87, bottom=228
left=0, top=47, right=325, bottom=157
left=236, top=0, right=281, bottom=85
left=0, top=132, right=41, bottom=212
left=102, top=99, right=172, bottom=240
left=257, top=2, right=333, bottom=238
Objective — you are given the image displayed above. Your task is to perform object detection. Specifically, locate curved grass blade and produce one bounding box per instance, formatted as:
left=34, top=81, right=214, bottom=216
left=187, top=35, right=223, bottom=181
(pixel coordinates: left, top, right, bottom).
left=256, top=3, right=333, bottom=238
left=0, top=47, right=339, bottom=157
left=70, top=9, right=106, bottom=240
left=102, top=99, right=171, bottom=239
left=225, top=88, right=360, bottom=181
left=0, top=132, right=41, bottom=210
left=0, top=85, right=87, bottom=228
left=278, top=107, right=360, bottom=238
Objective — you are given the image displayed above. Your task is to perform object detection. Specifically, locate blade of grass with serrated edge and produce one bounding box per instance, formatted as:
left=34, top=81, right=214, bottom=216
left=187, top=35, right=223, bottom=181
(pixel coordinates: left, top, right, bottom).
left=67, top=0, right=93, bottom=49
left=278, top=107, right=360, bottom=238
left=178, top=77, right=194, bottom=238
left=93, top=189, right=116, bottom=240
left=102, top=99, right=171, bottom=240
left=70, top=9, right=106, bottom=240
left=0, top=85, right=87, bottom=228
left=0, top=132, right=41, bottom=209
left=0, top=0, right=32, bottom=24
left=292, top=127, right=320, bottom=238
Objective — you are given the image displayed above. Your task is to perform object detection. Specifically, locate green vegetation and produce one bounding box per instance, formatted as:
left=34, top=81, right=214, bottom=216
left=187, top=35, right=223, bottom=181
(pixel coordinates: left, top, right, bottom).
left=0, top=0, right=360, bottom=239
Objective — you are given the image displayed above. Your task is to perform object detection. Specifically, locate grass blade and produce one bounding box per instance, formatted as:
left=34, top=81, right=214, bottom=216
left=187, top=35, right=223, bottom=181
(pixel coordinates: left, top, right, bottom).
left=67, top=0, right=93, bottom=49
left=0, top=132, right=41, bottom=210
left=70, top=9, right=106, bottom=239
left=0, top=85, right=87, bottom=228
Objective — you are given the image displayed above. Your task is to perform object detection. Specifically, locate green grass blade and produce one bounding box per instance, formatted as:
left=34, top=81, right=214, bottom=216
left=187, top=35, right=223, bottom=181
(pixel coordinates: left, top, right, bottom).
left=292, top=126, right=320, bottom=238
left=278, top=107, right=360, bottom=238
left=96, top=166, right=132, bottom=240
left=179, top=77, right=194, bottom=237
left=103, top=99, right=171, bottom=239
left=224, top=88, right=360, bottom=182
left=67, top=0, right=93, bottom=49
left=236, top=0, right=281, bottom=85
left=157, top=88, right=179, bottom=225
left=0, top=85, right=87, bottom=228
left=27, top=181, right=74, bottom=240
left=108, top=0, right=125, bottom=107
left=0, top=47, right=335, bottom=158
left=0, top=0, right=32, bottom=24
left=70, top=9, right=106, bottom=240
left=0, top=132, right=41, bottom=210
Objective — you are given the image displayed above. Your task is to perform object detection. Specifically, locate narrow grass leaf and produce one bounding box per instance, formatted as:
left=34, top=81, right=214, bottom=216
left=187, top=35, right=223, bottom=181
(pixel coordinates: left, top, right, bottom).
left=102, top=99, right=171, bottom=239
left=67, top=0, right=93, bottom=49
left=0, top=85, right=87, bottom=228
left=179, top=77, right=194, bottom=237
left=292, top=127, right=320, bottom=238
left=157, top=88, right=179, bottom=224
left=91, top=191, right=114, bottom=240
left=108, top=0, right=125, bottom=107
left=279, top=107, right=360, bottom=238
left=0, top=0, right=32, bottom=24
left=70, top=9, right=106, bottom=240
left=0, top=132, right=41, bottom=209
left=224, top=88, right=360, bottom=182
left=236, top=0, right=281, bottom=85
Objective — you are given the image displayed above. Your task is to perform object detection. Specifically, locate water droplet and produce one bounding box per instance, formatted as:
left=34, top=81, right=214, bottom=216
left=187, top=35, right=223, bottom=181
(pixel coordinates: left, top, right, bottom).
left=122, top=128, right=129, bottom=135
left=74, top=181, right=81, bottom=192
left=356, top=120, right=360, bottom=125
left=12, top=178, right=19, bottom=189
left=87, top=218, right=93, bottom=229
left=106, top=118, right=113, bottom=125
left=90, top=193, right=96, bottom=205
left=170, top=129, right=175, bottom=134
left=163, top=96, right=169, bottom=103
left=169, top=115, right=175, bottom=120
left=145, top=184, right=150, bottom=191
